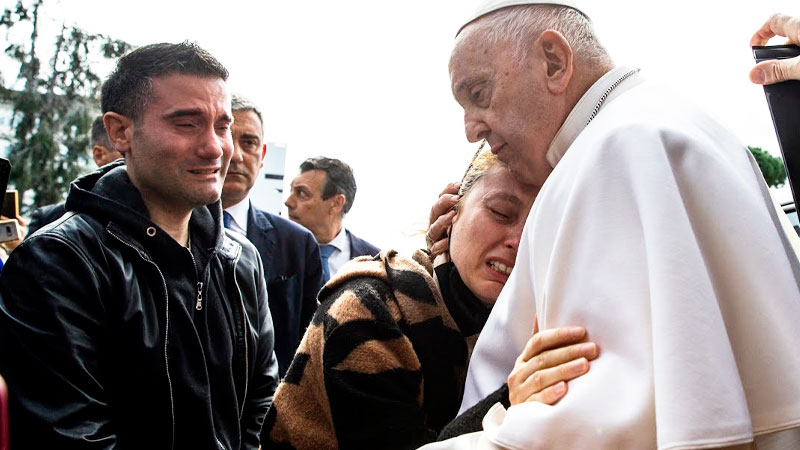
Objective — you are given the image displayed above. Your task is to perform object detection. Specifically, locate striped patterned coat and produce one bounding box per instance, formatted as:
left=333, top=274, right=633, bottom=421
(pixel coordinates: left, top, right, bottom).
left=263, top=250, right=471, bottom=450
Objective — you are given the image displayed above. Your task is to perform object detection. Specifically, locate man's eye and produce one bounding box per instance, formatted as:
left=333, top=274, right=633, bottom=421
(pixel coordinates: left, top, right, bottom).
left=471, top=89, right=483, bottom=102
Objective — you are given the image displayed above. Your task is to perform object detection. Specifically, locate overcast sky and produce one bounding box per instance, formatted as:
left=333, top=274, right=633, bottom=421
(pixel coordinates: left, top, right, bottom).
left=4, top=0, right=798, bottom=252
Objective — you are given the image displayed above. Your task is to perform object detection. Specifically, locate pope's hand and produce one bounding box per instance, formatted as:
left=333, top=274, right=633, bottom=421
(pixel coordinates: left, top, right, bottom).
left=508, top=317, right=598, bottom=405
left=750, top=13, right=800, bottom=85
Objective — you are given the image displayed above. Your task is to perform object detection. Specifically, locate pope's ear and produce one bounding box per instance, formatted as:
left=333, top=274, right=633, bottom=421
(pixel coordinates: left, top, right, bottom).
left=538, top=30, right=573, bottom=95
left=103, top=112, right=134, bottom=154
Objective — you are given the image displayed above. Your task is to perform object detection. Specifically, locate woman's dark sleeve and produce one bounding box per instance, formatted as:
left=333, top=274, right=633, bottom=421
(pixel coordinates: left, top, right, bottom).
left=437, top=384, right=510, bottom=441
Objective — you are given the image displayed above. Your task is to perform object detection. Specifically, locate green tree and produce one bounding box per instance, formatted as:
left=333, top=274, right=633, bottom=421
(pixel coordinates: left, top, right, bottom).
left=748, top=146, right=787, bottom=188
left=0, top=0, right=131, bottom=211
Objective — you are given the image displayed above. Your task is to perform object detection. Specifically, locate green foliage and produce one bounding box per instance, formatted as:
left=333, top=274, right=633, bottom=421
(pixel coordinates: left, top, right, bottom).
left=1, top=0, right=132, bottom=211
left=748, top=146, right=787, bottom=188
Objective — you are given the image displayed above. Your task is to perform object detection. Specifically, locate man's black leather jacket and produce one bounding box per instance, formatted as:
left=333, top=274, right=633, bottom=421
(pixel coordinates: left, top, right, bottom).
left=0, top=162, right=279, bottom=449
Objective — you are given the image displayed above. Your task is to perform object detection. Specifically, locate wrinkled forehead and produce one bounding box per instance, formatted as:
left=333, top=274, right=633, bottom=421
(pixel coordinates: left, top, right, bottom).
left=449, top=26, right=511, bottom=94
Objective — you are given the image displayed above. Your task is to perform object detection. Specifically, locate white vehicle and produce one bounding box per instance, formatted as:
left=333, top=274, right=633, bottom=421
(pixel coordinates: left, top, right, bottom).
left=783, top=202, right=799, bottom=237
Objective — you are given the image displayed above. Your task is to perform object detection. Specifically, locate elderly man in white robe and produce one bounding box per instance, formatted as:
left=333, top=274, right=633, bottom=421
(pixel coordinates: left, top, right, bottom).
left=423, top=1, right=800, bottom=449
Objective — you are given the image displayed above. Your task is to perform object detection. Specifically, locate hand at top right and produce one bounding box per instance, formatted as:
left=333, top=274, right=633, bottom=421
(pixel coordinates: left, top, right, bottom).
left=750, top=13, right=800, bottom=85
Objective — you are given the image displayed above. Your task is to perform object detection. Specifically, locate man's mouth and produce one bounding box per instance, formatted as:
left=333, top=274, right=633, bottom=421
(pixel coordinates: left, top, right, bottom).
left=489, top=143, right=505, bottom=155
left=488, top=261, right=512, bottom=275
left=189, top=168, right=219, bottom=175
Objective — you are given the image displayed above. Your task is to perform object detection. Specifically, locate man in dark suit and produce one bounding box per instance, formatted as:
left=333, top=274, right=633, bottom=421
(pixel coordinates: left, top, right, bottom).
left=222, top=95, right=324, bottom=377
left=285, top=157, right=380, bottom=282
left=27, top=116, right=122, bottom=236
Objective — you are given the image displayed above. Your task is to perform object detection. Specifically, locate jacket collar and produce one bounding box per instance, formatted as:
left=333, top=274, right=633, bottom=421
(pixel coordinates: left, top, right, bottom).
left=545, top=66, right=643, bottom=167
left=66, top=160, right=226, bottom=265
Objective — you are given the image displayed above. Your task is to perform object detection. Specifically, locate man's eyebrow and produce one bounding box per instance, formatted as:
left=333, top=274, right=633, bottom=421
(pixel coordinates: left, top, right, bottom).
left=163, top=108, right=204, bottom=120
left=162, top=109, right=233, bottom=123
left=240, top=132, right=261, bottom=141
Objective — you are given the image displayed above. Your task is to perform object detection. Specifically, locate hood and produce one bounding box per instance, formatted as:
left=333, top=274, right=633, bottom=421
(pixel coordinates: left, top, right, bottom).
left=64, top=160, right=225, bottom=258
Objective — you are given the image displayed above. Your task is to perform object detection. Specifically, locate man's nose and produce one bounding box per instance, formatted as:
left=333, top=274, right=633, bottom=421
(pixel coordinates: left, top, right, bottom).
left=198, top=125, right=226, bottom=160
left=465, top=116, right=489, bottom=143
left=230, top=141, right=244, bottom=164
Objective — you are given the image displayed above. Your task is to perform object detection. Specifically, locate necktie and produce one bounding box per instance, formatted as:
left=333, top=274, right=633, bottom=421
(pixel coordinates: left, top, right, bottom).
left=320, top=244, right=335, bottom=283
left=223, top=211, right=232, bottom=230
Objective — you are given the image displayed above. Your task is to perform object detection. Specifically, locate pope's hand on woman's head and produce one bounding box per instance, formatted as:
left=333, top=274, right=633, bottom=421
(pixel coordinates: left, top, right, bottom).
left=750, top=13, right=800, bottom=85
left=507, top=316, right=599, bottom=406
left=426, top=182, right=460, bottom=256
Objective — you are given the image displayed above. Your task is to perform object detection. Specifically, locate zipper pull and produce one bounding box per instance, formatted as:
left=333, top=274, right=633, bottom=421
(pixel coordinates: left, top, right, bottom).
left=195, top=281, right=204, bottom=311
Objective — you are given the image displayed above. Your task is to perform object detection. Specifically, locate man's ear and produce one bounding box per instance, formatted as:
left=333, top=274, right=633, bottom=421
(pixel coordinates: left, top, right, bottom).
left=259, top=143, right=267, bottom=168
left=92, top=146, right=107, bottom=167
left=537, top=30, right=573, bottom=95
left=330, top=193, right=345, bottom=215
left=103, top=112, right=134, bottom=155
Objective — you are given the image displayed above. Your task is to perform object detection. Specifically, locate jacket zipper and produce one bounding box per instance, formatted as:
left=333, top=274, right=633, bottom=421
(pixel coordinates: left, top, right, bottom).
left=187, top=250, right=204, bottom=311
left=108, top=229, right=175, bottom=450
left=230, top=245, right=250, bottom=419
left=195, top=281, right=203, bottom=311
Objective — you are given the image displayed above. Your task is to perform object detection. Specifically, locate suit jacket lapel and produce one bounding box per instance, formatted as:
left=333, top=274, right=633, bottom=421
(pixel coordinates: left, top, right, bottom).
left=246, top=204, right=277, bottom=279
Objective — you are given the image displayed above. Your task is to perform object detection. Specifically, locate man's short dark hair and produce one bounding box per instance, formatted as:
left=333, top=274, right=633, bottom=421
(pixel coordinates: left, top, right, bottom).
left=300, top=157, right=357, bottom=214
left=90, top=116, right=112, bottom=149
left=101, top=41, right=229, bottom=122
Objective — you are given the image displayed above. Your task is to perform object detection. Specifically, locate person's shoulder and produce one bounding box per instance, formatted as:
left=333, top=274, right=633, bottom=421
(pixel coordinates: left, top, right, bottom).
left=577, top=83, right=739, bottom=164
left=27, top=202, right=67, bottom=236
left=222, top=227, right=261, bottom=266
left=346, top=229, right=380, bottom=256
left=325, top=250, right=435, bottom=306
left=34, top=202, right=66, bottom=219
left=14, top=211, right=106, bottom=267
left=257, top=208, right=316, bottom=239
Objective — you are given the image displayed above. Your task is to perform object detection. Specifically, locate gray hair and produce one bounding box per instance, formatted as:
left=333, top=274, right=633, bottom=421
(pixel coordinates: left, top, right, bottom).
left=231, top=94, right=264, bottom=136
left=465, top=4, right=612, bottom=67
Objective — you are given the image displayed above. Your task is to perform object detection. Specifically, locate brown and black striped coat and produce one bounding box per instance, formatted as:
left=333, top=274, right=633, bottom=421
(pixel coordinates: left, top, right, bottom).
left=262, top=250, right=472, bottom=450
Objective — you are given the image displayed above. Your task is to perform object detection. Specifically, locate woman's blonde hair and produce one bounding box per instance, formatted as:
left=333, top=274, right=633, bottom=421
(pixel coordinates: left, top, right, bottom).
left=455, top=150, right=504, bottom=213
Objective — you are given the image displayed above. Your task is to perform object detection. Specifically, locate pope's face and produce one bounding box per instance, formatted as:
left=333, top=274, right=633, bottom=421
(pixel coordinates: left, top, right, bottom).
left=449, top=27, right=561, bottom=187
left=124, top=74, right=233, bottom=215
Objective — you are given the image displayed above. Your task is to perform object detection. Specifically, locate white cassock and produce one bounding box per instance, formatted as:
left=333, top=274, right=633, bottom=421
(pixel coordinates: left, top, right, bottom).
left=422, top=67, right=800, bottom=449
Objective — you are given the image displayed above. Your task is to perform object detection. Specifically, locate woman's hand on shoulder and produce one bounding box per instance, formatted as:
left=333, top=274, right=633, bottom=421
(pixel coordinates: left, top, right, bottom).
left=507, top=316, right=598, bottom=405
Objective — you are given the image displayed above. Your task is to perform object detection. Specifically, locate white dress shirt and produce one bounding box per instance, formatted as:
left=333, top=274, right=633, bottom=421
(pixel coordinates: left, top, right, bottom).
left=223, top=196, right=250, bottom=236
left=322, top=227, right=351, bottom=278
